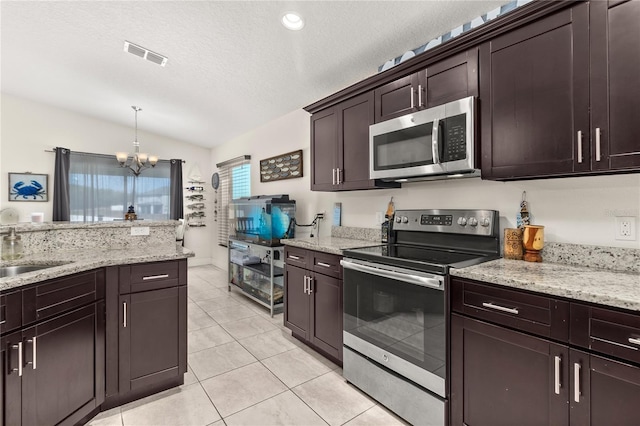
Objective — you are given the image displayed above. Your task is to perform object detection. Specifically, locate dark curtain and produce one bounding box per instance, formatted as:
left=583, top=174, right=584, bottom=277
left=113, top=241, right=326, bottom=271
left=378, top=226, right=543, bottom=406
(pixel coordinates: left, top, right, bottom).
left=170, top=159, right=183, bottom=220
left=52, top=147, right=71, bottom=221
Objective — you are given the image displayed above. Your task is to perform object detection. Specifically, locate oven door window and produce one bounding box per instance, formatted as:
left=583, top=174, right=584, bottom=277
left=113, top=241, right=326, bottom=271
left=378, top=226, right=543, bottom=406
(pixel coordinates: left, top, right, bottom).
left=372, top=122, right=434, bottom=171
left=343, top=267, right=445, bottom=379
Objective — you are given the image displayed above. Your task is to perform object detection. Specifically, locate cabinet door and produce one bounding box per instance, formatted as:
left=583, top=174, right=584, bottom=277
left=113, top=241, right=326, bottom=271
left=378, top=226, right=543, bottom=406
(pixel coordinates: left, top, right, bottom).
left=310, top=108, right=338, bottom=191
left=337, top=91, right=375, bottom=190
left=283, top=264, right=309, bottom=339
left=21, top=303, right=104, bottom=426
left=3, top=331, right=22, bottom=426
left=309, top=273, right=342, bottom=362
left=480, top=4, right=590, bottom=179
left=590, top=0, right=640, bottom=171
left=450, top=314, right=569, bottom=426
left=119, top=287, right=185, bottom=393
left=569, top=350, right=640, bottom=426
left=422, top=49, right=479, bottom=108
left=374, top=73, right=420, bottom=123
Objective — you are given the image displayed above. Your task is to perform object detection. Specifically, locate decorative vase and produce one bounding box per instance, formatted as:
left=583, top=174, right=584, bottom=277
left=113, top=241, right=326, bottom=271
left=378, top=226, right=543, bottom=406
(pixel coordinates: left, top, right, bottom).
left=523, top=225, right=545, bottom=262
left=504, top=228, right=524, bottom=260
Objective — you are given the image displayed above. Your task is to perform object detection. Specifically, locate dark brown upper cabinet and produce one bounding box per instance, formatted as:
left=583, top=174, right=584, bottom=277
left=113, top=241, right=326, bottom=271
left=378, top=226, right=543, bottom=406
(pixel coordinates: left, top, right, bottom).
left=374, top=49, right=479, bottom=123
left=590, top=0, right=640, bottom=171
left=481, top=1, right=640, bottom=180
left=310, top=92, right=399, bottom=191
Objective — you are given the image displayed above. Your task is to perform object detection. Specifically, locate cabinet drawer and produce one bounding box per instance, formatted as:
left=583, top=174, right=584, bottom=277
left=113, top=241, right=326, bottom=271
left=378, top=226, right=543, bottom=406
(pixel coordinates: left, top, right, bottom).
left=22, top=270, right=103, bottom=326
left=312, top=252, right=342, bottom=279
left=451, top=278, right=569, bottom=341
left=0, top=290, right=22, bottom=334
left=571, top=303, right=640, bottom=365
left=284, top=247, right=309, bottom=269
left=120, top=260, right=185, bottom=294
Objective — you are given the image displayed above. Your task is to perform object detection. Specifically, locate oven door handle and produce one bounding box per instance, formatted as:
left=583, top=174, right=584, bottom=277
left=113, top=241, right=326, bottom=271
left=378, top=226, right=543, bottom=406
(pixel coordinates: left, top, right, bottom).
left=340, top=259, right=443, bottom=290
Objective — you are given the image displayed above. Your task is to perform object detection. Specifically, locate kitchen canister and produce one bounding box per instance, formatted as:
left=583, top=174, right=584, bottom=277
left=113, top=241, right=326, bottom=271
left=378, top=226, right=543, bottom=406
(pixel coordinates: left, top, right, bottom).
left=523, top=225, right=545, bottom=262
left=504, top=228, right=523, bottom=260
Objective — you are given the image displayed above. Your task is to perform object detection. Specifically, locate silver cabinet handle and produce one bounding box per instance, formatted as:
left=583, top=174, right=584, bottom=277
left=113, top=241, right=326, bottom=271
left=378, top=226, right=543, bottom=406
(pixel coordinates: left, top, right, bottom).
left=577, top=130, right=583, bottom=163
left=308, top=277, right=313, bottom=294
left=431, top=118, right=441, bottom=165
left=12, top=342, right=23, bottom=377
left=288, top=255, right=301, bottom=260
left=554, top=355, right=561, bottom=395
left=336, top=168, right=341, bottom=185
left=629, top=337, right=640, bottom=346
left=123, top=302, right=127, bottom=328
left=418, top=84, right=423, bottom=107
left=595, top=127, right=601, bottom=162
left=332, top=168, right=337, bottom=185
left=303, top=276, right=308, bottom=295
left=574, top=362, right=581, bottom=403
left=316, top=262, right=332, bottom=268
left=410, top=87, right=415, bottom=109
left=142, top=274, right=169, bottom=281
left=482, top=302, right=519, bottom=315
left=26, top=337, right=37, bottom=370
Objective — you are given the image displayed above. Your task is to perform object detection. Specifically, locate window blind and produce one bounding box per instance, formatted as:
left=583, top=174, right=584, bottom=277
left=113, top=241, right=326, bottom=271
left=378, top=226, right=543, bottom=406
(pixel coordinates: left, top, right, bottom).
left=216, top=155, right=251, bottom=246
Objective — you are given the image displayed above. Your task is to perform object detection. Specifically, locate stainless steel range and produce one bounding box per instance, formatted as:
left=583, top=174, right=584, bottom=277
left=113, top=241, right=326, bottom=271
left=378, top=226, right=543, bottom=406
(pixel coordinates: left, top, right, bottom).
left=341, top=209, right=500, bottom=426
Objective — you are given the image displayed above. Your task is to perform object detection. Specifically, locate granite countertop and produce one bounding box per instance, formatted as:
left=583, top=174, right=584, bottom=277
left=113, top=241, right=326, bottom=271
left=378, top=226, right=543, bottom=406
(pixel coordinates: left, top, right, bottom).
left=451, top=258, right=640, bottom=312
left=0, top=245, right=194, bottom=291
left=0, top=220, right=179, bottom=233
left=281, top=237, right=380, bottom=256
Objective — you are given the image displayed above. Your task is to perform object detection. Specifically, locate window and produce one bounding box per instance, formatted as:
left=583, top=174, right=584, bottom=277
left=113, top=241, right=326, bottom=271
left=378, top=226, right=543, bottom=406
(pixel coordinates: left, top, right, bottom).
left=216, top=155, right=251, bottom=246
left=69, top=152, right=171, bottom=221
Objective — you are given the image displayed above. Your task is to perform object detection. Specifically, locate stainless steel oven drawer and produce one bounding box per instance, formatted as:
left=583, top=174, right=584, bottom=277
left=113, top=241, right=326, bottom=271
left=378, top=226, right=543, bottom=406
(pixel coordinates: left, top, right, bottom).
left=343, top=347, right=444, bottom=426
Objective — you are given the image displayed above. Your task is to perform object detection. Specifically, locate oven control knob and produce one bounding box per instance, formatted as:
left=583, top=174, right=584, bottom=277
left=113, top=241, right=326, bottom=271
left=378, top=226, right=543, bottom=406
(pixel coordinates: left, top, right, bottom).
left=401, top=216, right=409, bottom=224
left=383, top=354, right=389, bottom=362
left=468, top=217, right=478, bottom=227
left=457, top=217, right=467, bottom=226
left=395, top=216, right=402, bottom=223
left=480, top=218, right=491, bottom=227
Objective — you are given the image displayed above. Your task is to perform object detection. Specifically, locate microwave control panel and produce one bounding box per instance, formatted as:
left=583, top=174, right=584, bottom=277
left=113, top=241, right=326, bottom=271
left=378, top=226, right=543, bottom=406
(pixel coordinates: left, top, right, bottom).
left=442, top=114, right=467, bottom=163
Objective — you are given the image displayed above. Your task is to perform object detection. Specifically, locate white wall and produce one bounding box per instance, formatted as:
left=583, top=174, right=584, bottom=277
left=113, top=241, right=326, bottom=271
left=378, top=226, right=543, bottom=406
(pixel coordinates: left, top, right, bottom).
left=211, top=107, right=640, bottom=269
left=0, top=94, right=213, bottom=265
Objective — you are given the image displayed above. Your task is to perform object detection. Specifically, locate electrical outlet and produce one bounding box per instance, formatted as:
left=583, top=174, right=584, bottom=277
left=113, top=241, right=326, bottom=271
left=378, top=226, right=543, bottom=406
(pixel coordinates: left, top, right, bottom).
left=131, top=226, right=150, bottom=236
left=615, top=217, right=636, bottom=241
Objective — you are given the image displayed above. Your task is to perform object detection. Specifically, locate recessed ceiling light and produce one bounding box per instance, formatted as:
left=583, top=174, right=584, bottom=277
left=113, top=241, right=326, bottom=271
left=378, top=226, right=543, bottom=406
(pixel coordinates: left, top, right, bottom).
left=281, top=12, right=304, bottom=31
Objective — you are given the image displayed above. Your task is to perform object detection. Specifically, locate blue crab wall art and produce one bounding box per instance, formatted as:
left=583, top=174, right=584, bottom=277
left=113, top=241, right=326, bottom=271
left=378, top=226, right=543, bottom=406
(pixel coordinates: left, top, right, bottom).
left=11, top=180, right=46, bottom=200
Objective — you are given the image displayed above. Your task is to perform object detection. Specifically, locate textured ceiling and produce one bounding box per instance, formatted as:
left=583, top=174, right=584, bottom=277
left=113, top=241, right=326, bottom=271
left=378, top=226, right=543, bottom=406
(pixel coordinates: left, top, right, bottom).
left=1, top=1, right=506, bottom=148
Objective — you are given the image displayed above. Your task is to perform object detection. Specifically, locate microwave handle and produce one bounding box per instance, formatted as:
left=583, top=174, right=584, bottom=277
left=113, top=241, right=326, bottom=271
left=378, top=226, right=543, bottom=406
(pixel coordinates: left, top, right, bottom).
left=432, top=118, right=441, bottom=164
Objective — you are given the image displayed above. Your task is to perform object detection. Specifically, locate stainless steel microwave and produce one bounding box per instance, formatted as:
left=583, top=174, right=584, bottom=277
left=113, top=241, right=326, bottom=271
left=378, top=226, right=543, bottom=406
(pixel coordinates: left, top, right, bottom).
left=369, top=96, right=478, bottom=181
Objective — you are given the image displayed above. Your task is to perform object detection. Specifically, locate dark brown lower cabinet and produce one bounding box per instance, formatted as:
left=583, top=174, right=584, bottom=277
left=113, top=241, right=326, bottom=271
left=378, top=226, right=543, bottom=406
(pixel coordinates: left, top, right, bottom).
left=450, top=314, right=569, bottom=426
left=284, top=247, right=343, bottom=364
left=3, top=302, right=105, bottom=426
left=119, top=286, right=187, bottom=392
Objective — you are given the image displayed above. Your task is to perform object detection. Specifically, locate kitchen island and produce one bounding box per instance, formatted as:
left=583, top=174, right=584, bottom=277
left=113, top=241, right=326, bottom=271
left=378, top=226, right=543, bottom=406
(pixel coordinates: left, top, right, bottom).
left=0, top=221, right=193, bottom=426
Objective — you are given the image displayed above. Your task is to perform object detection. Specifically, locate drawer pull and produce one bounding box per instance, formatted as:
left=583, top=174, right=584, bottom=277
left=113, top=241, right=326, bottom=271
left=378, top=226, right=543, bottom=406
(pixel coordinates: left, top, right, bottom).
left=628, top=337, right=640, bottom=346
left=123, top=302, right=127, bottom=328
left=482, top=302, right=519, bottom=315
left=288, top=255, right=301, bottom=260
left=593, top=336, right=639, bottom=351
left=0, top=320, right=5, bottom=325
left=554, top=355, right=561, bottom=395
left=142, top=274, right=170, bottom=281
left=316, top=262, right=332, bottom=268
left=574, top=362, right=581, bottom=403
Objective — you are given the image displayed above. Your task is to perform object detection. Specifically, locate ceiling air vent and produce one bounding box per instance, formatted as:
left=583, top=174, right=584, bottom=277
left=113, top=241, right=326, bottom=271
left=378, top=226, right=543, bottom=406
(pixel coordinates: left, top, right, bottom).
left=123, top=41, right=168, bottom=67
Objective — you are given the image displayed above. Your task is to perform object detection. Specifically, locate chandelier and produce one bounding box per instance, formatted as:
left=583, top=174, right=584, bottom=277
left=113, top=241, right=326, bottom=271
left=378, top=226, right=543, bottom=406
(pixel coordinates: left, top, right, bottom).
left=116, top=106, right=158, bottom=176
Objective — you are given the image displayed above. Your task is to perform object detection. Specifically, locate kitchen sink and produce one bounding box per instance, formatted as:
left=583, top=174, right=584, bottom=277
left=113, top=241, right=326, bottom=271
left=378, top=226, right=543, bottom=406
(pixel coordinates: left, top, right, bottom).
left=0, top=264, right=58, bottom=278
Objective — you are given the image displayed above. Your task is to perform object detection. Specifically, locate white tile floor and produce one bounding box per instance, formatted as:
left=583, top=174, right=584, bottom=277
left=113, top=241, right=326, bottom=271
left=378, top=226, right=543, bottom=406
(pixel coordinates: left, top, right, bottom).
left=88, top=265, right=408, bottom=426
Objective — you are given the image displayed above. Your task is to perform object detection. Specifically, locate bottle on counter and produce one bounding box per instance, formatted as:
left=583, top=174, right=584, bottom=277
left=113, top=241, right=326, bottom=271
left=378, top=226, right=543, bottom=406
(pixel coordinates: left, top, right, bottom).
left=2, top=227, right=24, bottom=260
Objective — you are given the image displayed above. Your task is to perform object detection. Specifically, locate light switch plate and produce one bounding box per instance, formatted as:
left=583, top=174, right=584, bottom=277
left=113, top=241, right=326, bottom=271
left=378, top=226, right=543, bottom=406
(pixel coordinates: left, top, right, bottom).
left=131, top=226, right=150, bottom=236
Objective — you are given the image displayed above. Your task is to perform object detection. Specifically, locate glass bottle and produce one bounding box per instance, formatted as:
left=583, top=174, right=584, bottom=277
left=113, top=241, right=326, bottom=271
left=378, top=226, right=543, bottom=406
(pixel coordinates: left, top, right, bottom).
left=2, top=227, right=24, bottom=260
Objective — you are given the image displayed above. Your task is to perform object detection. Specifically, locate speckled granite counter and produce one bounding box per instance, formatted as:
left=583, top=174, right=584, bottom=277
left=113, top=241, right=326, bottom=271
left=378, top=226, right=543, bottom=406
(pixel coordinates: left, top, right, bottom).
left=0, top=245, right=194, bottom=291
left=281, top=237, right=379, bottom=255
left=451, top=259, right=640, bottom=312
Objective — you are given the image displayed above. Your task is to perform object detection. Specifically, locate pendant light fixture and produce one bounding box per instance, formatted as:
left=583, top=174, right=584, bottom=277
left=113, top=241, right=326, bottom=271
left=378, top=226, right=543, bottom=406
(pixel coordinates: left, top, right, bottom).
left=116, top=106, right=158, bottom=176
